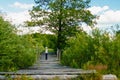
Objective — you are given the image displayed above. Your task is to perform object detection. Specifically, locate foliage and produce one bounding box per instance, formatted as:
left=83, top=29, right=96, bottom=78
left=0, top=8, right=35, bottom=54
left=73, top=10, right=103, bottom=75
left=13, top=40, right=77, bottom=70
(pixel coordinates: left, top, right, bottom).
left=71, top=73, right=102, bottom=80
left=61, top=27, right=120, bottom=77
left=61, top=31, right=91, bottom=68
left=26, top=0, right=96, bottom=54
left=31, top=33, right=57, bottom=51
left=0, top=16, right=37, bottom=71
left=5, top=74, right=34, bottom=80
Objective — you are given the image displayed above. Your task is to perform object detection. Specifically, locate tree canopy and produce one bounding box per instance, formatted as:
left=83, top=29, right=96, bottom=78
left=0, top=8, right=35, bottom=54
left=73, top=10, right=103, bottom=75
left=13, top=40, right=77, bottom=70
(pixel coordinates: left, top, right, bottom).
left=26, top=0, right=96, bottom=59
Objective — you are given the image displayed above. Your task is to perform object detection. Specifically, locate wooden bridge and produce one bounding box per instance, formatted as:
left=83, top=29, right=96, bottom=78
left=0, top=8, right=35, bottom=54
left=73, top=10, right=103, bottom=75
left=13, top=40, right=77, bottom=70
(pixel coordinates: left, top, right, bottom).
left=0, top=53, right=96, bottom=80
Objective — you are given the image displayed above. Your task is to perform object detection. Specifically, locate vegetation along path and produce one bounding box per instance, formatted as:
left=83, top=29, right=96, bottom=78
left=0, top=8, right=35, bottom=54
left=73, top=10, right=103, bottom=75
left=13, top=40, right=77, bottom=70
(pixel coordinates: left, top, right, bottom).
left=0, top=53, right=96, bottom=80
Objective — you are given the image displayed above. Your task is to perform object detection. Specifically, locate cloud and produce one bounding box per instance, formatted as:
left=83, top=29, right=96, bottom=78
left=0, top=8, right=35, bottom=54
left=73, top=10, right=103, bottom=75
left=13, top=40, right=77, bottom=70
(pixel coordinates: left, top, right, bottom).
left=89, top=6, right=120, bottom=28
left=98, top=10, right=120, bottom=24
left=5, top=11, right=52, bottom=34
left=5, top=2, right=34, bottom=25
left=88, top=6, right=109, bottom=15
left=10, top=2, right=34, bottom=9
left=6, top=10, right=30, bottom=25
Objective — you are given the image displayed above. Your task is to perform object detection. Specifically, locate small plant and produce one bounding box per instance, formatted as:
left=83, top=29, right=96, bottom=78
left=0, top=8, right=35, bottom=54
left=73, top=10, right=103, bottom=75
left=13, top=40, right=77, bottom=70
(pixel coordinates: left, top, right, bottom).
left=4, top=74, right=34, bottom=80
left=70, top=73, right=102, bottom=80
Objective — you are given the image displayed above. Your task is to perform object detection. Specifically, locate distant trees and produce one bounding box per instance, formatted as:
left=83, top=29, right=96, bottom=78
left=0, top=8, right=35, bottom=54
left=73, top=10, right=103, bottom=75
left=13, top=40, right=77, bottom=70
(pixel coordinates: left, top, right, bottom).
left=0, top=16, right=37, bottom=71
left=26, top=0, right=96, bottom=59
left=31, top=33, right=57, bottom=51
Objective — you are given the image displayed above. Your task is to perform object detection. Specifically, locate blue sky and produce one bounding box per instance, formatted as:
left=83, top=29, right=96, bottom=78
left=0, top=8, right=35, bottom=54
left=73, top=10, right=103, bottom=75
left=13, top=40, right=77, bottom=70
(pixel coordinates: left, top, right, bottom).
left=0, top=0, right=120, bottom=34
left=0, top=0, right=34, bottom=12
left=0, top=0, right=120, bottom=12
left=90, top=0, right=120, bottom=10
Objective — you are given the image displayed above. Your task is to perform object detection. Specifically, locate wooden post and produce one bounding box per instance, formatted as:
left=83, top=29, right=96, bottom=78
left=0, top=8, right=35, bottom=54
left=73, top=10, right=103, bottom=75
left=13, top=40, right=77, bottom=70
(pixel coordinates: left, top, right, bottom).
left=57, top=48, right=61, bottom=61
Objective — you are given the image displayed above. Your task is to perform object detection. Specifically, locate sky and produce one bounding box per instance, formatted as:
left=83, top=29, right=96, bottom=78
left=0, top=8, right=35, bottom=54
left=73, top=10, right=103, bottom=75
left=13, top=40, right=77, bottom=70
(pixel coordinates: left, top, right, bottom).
left=0, top=0, right=120, bottom=34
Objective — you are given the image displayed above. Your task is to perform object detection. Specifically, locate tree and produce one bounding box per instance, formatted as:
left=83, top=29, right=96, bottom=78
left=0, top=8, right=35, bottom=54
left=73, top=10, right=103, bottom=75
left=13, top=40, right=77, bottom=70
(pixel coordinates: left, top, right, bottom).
left=26, top=0, right=96, bottom=60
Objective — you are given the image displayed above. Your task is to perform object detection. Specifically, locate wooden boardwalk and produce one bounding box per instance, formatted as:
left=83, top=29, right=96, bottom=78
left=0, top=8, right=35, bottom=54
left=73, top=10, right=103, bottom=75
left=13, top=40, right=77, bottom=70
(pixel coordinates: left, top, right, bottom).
left=0, top=53, right=96, bottom=79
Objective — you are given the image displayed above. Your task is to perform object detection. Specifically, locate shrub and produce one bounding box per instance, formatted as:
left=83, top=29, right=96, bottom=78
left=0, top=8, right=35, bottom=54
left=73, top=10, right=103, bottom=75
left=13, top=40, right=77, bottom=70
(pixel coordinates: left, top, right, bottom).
left=0, top=16, right=37, bottom=71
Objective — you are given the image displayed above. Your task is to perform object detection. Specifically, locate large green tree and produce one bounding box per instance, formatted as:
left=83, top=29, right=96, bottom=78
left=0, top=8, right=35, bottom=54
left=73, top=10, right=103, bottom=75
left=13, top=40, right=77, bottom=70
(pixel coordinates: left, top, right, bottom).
left=26, top=0, right=96, bottom=59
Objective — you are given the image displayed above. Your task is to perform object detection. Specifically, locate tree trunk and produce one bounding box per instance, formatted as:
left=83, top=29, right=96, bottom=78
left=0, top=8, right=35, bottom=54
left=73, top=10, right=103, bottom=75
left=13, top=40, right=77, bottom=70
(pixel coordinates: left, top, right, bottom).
left=57, top=0, right=63, bottom=61
left=57, top=24, right=62, bottom=60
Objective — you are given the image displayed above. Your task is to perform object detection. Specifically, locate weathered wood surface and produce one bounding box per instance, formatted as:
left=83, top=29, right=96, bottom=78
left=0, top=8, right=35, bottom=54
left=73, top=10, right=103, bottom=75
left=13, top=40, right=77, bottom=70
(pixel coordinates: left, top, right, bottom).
left=0, top=53, right=96, bottom=79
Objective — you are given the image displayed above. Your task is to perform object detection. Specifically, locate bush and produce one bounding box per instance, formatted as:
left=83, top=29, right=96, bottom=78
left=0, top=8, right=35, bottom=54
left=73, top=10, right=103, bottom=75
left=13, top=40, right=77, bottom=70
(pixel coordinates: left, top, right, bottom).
left=0, top=16, right=37, bottom=71
left=71, top=73, right=102, bottom=80
left=61, top=31, right=90, bottom=68
left=61, top=28, right=120, bottom=76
